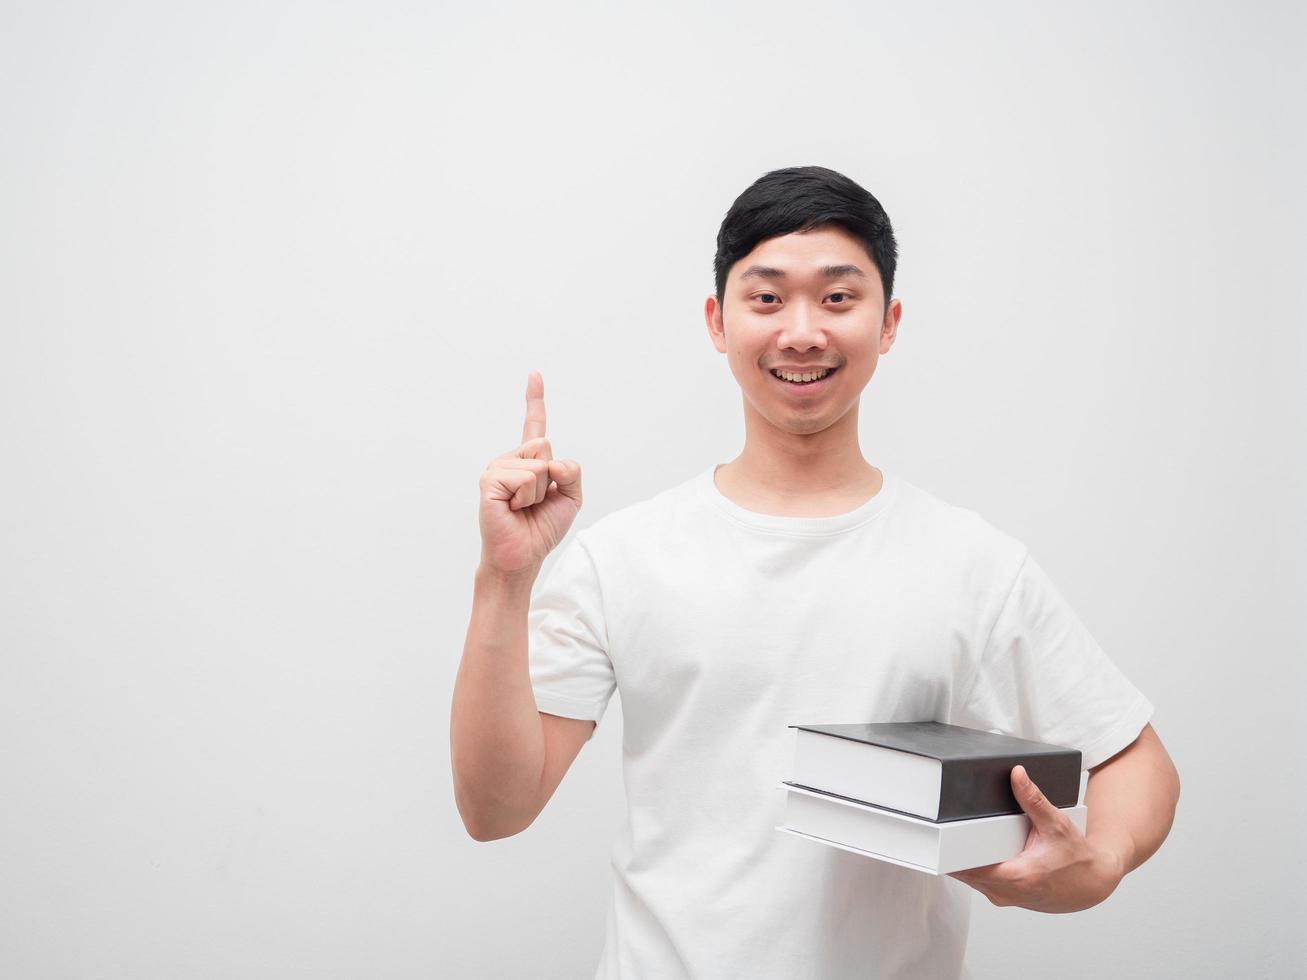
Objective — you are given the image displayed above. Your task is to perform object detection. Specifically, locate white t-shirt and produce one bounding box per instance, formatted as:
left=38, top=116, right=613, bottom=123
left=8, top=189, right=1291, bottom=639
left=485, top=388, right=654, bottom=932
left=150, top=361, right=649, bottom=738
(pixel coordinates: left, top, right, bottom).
left=528, top=465, right=1154, bottom=980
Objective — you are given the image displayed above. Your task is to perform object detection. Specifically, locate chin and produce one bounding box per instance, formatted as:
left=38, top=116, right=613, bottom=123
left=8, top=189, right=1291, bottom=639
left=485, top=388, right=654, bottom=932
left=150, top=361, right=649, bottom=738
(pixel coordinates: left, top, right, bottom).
left=768, top=410, right=839, bottom=435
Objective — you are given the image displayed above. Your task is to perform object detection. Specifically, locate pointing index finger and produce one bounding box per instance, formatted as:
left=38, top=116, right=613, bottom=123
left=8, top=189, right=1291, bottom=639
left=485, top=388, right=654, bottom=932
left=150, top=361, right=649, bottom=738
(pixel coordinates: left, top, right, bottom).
left=522, top=370, right=546, bottom=445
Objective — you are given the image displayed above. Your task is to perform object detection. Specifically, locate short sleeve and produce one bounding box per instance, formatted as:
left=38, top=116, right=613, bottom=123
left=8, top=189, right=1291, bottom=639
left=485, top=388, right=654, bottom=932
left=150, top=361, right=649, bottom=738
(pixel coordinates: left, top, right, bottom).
left=527, top=532, right=617, bottom=742
left=954, top=551, right=1154, bottom=770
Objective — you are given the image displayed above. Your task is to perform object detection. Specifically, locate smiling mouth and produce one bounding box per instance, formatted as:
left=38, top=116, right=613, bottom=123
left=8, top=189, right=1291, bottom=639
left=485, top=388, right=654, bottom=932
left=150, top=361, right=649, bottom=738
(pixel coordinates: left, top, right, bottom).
left=769, top=366, right=839, bottom=385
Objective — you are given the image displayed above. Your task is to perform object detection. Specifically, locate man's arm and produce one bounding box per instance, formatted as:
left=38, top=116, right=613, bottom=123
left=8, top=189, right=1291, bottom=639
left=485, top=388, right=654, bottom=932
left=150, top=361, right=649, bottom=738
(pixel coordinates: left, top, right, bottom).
left=450, top=565, right=548, bottom=842
left=455, top=370, right=596, bottom=842
left=950, top=723, right=1180, bottom=913
left=1084, top=722, right=1181, bottom=876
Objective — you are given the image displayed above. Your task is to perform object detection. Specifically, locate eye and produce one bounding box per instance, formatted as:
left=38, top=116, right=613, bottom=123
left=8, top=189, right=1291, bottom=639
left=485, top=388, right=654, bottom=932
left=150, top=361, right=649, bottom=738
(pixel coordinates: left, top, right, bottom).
left=826, top=292, right=850, bottom=304
left=756, top=293, right=779, bottom=304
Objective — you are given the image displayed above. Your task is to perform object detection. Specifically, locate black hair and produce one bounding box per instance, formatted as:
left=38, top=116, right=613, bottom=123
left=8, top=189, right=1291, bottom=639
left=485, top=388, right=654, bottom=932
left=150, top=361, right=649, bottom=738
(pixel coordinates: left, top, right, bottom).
left=713, top=165, right=897, bottom=314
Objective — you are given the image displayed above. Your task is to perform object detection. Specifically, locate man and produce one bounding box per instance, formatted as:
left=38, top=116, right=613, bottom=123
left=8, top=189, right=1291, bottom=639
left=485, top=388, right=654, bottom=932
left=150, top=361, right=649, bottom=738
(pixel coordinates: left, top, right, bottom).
left=450, top=165, right=1180, bottom=979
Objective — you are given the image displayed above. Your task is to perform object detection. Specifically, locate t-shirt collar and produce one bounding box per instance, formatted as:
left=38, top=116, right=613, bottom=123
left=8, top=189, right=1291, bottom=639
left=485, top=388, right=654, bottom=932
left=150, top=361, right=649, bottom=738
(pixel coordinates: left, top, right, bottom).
left=697, top=464, right=898, bottom=536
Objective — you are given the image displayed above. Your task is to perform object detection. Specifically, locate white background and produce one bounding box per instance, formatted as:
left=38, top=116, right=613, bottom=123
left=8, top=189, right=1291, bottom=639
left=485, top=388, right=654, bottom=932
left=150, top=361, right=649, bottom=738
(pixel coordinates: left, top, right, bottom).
left=2, top=2, right=1303, bottom=977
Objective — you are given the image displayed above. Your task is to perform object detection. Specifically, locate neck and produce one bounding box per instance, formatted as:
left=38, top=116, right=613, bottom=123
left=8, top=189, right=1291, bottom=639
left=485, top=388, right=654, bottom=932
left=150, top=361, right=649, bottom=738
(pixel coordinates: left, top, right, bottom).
left=722, top=399, right=878, bottom=501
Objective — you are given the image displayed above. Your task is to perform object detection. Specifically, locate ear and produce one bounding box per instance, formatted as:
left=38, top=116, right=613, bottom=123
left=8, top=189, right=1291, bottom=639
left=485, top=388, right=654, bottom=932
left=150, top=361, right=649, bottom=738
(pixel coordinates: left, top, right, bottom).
left=879, top=297, right=903, bottom=355
left=705, top=295, right=728, bottom=354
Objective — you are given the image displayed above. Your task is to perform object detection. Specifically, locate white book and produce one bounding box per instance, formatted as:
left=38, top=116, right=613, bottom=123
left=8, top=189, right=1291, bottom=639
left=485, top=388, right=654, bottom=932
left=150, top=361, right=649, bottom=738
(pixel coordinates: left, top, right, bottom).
left=776, top=782, right=1089, bottom=875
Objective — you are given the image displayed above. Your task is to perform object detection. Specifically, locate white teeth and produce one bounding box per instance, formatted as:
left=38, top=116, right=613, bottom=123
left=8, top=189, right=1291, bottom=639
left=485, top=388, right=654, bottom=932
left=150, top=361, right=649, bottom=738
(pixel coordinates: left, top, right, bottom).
left=773, top=368, right=830, bottom=383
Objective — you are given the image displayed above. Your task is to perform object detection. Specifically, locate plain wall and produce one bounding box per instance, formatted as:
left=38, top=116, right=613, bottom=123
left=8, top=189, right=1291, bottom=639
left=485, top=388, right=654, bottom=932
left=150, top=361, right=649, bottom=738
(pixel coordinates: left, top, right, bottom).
left=1, top=1, right=1303, bottom=977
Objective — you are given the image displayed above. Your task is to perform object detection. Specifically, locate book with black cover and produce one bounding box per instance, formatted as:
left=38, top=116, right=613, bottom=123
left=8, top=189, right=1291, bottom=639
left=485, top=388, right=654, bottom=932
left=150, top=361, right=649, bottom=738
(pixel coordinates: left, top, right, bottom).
left=788, top=721, right=1082, bottom=822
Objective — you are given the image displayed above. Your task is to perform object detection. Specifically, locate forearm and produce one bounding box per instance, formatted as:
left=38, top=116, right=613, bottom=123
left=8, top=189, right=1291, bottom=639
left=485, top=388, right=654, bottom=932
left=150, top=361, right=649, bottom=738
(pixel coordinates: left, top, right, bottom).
left=1084, top=724, right=1181, bottom=876
left=450, top=563, right=547, bottom=840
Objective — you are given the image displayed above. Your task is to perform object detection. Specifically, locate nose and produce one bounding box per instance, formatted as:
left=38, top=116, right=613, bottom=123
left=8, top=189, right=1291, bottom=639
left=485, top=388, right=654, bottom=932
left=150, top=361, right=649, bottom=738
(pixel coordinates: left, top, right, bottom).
left=776, top=300, right=828, bottom=352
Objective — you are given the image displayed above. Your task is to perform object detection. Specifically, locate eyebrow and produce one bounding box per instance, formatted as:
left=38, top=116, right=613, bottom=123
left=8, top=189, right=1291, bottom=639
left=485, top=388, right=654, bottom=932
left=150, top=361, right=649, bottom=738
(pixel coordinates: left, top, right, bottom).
left=738, top=263, right=868, bottom=282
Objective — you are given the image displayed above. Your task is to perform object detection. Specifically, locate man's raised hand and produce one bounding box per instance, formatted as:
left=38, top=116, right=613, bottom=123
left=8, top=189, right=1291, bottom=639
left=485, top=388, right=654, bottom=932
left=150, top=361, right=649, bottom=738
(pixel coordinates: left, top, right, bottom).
left=478, top=371, right=583, bottom=578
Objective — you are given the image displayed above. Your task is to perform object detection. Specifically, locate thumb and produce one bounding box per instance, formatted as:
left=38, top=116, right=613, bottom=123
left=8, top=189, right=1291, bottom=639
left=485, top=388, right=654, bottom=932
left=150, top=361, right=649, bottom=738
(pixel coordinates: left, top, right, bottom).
left=547, top=458, right=582, bottom=504
left=1012, top=765, right=1065, bottom=832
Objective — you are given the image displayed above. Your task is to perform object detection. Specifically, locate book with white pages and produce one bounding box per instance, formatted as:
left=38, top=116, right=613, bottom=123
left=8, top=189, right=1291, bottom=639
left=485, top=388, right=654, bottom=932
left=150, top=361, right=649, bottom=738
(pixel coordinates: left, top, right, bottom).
left=788, top=721, right=1084, bottom=822
left=776, top=777, right=1089, bottom=875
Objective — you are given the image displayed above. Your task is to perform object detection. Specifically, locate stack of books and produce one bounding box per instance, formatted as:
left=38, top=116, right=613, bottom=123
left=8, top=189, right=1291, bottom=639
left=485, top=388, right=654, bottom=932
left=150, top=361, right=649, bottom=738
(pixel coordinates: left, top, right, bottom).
left=775, top=721, right=1088, bottom=875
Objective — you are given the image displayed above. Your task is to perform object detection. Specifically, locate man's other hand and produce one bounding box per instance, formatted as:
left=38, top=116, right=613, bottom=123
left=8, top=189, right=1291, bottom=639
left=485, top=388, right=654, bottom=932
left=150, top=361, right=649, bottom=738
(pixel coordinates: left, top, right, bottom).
left=948, top=765, right=1125, bottom=913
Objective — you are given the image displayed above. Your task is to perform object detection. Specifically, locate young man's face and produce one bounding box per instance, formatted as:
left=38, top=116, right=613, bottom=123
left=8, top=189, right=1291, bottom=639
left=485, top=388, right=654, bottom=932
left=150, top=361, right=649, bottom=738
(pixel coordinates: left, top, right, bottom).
left=705, top=225, right=902, bottom=438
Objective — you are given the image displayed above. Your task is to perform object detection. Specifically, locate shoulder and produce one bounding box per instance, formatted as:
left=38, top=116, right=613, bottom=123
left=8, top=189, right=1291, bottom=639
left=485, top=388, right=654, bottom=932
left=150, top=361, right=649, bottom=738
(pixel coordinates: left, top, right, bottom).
left=890, top=475, right=1029, bottom=587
